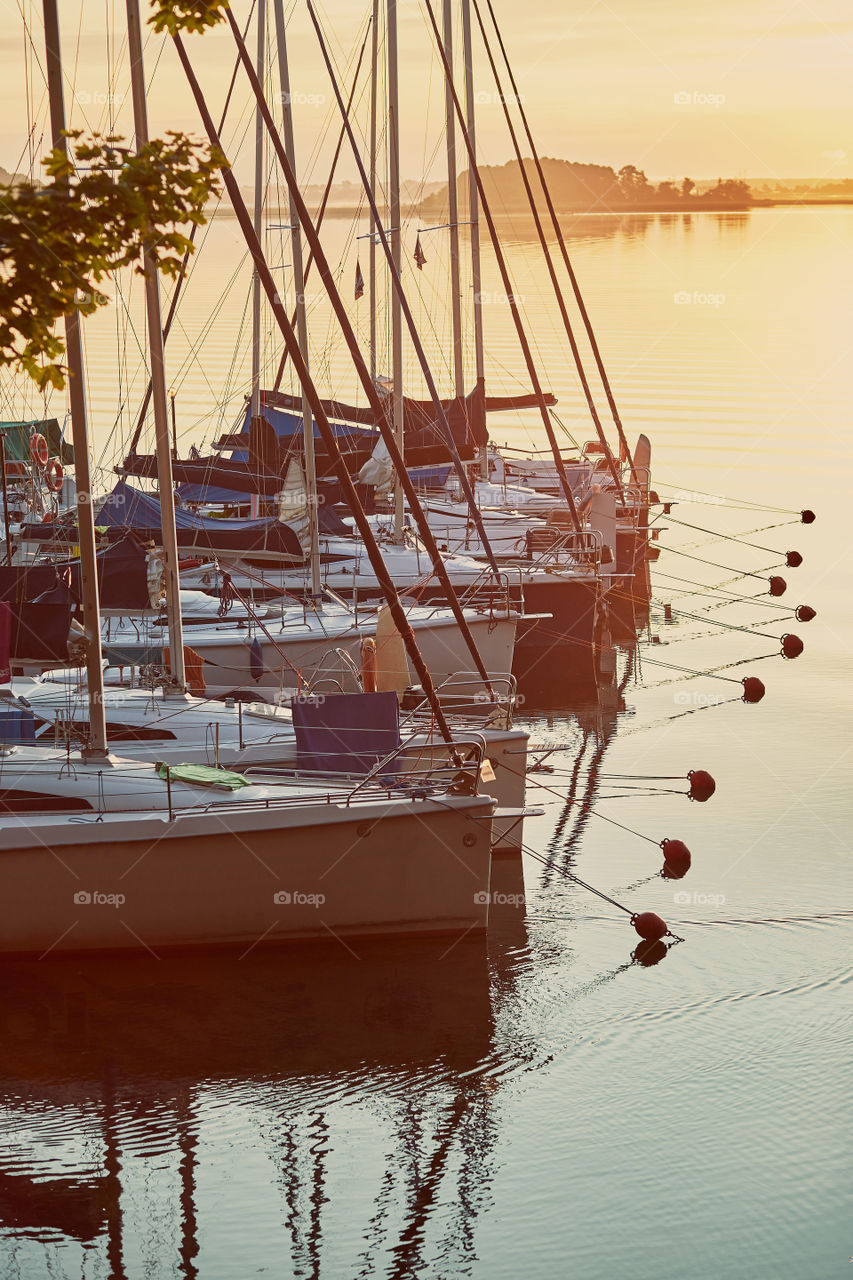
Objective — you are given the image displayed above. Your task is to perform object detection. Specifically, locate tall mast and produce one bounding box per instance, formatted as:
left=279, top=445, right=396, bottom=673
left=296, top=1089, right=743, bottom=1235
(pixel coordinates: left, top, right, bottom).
left=471, top=0, right=624, bottom=499
left=126, top=0, right=186, bottom=695
left=442, top=0, right=464, bottom=400
left=174, top=29, right=465, bottom=742
left=249, top=0, right=266, bottom=519
left=482, top=0, right=638, bottom=483
left=272, top=0, right=321, bottom=600
left=304, top=0, right=502, bottom=574
left=216, top=6, right=499, bottom=686
left=42, top=0, right=108, bottom=757
left=424, top=0, right=581, bottom=527
left=386, top=0, right=405, bottom=543
left=460, top=0, right=487, bottom=479
left=368, top=0, right=380, bottom=382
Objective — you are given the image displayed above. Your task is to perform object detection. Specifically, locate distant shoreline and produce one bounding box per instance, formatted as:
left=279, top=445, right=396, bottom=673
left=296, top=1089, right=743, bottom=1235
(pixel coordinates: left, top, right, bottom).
left=208, top=198, right=853, bottom=220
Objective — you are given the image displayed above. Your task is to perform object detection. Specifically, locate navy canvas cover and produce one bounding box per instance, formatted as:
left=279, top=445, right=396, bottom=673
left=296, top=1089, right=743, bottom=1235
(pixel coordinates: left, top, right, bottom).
left=291, top=692, right=401, bottom=776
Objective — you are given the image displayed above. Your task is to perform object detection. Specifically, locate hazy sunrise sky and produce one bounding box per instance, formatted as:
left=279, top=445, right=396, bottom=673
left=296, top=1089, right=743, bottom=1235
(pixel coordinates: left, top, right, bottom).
left=2, top=0, right=850, bottom=186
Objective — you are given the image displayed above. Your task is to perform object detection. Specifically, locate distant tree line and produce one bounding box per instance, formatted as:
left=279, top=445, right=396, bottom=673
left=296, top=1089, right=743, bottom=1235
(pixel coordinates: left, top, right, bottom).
left=420, top=158, right=751, bottom=215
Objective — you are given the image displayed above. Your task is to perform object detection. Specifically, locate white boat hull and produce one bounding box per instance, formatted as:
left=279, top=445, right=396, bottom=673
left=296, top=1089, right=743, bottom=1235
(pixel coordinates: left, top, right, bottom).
left=168, top=612, right=518, bottom=698
left=0, top=792, right=494, bottom=954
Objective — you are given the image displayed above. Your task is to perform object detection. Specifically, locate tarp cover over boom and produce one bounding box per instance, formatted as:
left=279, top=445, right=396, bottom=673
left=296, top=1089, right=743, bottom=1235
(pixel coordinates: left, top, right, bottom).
left=0, top=418, right=75, bottom=465
left=260, top=382, right=555, bottom=451
left=0, top=577, right=73, bottom=663
left=0, top=538, right=150, bottom=612
left=75, top=482, right=305, bottom=558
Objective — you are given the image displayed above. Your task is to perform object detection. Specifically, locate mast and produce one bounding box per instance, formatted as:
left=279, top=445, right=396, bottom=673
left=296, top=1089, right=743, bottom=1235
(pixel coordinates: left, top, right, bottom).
left=272, top=0, right=321, bottom=599
left=249, top=0, right=266, bottom=519
left=210, top=9, right=499, bottom=689
left=423, top=0, right=582, bottom=529
left=270, top=29, right=372, bottom=392
left=482, top=0, right=638, bottom=483
left=386, top=0, right=405, bottom=543
left=368, top=0, right=380, bottom=383
left=442, top=0, right=464, bottom=400
left=173, top=30, right=465, bottom=742
left=460, top=0, right=488, bottom=479
left=126, top=0, right=186, bottom=695
left=304, top=1, right=503, bottom=575
left=42, top=0, right=109, bottom=757
left=126, top=7, right=256, bottom=460
left=470, top=0, right=624, bottom=499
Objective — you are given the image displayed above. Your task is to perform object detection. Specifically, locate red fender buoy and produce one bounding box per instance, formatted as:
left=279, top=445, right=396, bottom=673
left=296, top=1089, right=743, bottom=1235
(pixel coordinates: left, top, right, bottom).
left=742, top=676, right=766, bottom=704
left=801, top=509, right=816, bottom=524
left=631, top=911, right=668, bottom=942
left=795, top=605, right=816, bottom=623
left=688, top=770, right=716, bottom=802
left=769, top=576, right=787, bottom=598
left=661, top=838, right=691, bottom=878
left=786, top=551, right=802, bottom=568
left=781, top=633, right=804, bottom=660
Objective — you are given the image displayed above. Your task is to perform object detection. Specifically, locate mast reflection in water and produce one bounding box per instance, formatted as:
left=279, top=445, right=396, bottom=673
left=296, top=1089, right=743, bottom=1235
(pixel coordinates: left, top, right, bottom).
left=0, top=920, right=535, bottom=1278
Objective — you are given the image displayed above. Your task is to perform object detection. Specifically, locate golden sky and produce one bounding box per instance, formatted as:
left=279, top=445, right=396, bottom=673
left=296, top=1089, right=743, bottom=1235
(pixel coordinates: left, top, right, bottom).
left=3, top=0, right=851, bottom=185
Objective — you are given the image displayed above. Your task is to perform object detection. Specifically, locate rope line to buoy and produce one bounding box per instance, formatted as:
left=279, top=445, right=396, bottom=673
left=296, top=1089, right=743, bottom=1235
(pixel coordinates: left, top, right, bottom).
left=651, top=602, right=793, bottom=641
left=657, top=545, right=778, bottom=580
left=652, top=569, right=794, bottom=610
left=630, top=654, right=761, bottom=684
left=515, top=769, right=665, bottom=845
left=661, top=514, right=798, bottom=555
left=654, top=486, right=806, bottom=515
left=430, top=797, right=643, bottom=916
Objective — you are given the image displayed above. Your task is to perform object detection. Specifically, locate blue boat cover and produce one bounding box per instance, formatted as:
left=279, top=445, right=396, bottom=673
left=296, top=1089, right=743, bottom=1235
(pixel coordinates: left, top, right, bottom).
left=176, top=482, right=252, bottom=504
left=241, top=405, right=376, bottom=442
left=93, top=482, right=304, bottom=557
left=175, top=482, right=353, bottom=536
left=291, top=692, right=401, bottom=776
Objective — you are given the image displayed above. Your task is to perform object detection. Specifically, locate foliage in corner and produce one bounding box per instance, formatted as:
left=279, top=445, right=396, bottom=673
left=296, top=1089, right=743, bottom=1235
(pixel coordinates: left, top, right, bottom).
left=0, top=131, right=224, bottom=390
left=149, top=0, right=230, bottom=35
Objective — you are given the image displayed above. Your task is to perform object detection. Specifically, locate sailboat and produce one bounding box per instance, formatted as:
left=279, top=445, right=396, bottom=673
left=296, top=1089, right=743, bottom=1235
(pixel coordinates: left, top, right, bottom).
left=0, top=0, right=500, bottom=955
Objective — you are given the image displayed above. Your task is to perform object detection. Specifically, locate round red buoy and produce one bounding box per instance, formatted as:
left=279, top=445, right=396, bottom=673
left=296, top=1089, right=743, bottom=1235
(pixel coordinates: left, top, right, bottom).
left=795, top=605, right=816, bottom=623
left=742, top=676, right=766, bottom=703
left=688, top=769, right=716, bottom=802
left=632, top=938, right=668, bottom=967
left=786, top=551, right=803, bottom=568
left=631, top=911, right=668, bottom=942
left=769, top=576, right=787, bottom=597
left=801, top=509, right=816, bottom=525
left=661, top=838, right=692, bottom=877
left=781, top=633, right=804, bottom=660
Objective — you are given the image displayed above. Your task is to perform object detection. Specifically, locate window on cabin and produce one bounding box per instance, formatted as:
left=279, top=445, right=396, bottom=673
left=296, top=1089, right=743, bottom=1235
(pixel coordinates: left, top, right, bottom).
left=0, top=790, right=93, bottom=812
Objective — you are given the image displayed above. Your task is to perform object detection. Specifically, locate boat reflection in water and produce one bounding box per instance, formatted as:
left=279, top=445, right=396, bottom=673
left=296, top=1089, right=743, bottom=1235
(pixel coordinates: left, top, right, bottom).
left=0, top=923, right=529, bottom=1277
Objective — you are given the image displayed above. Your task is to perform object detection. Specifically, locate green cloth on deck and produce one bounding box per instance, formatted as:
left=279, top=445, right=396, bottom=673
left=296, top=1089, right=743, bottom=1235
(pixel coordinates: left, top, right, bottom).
left=157, top=762, right=249, bottom=791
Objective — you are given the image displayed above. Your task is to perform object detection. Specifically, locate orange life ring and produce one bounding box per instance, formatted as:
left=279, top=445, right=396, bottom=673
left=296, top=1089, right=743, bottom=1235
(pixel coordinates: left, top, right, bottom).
left=30, top=433, right=49, bottom=467
left=44, top=458, right=64, bottom=492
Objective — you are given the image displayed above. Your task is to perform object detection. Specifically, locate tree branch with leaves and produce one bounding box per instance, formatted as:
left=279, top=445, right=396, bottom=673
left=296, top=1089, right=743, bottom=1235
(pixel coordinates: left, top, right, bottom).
left=0, top=131, right=223, bottom=389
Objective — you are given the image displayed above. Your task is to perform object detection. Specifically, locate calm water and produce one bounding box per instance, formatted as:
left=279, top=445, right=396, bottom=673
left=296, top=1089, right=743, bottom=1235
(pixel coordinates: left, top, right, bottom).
left=1, top=207, right=851, bottom=1278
